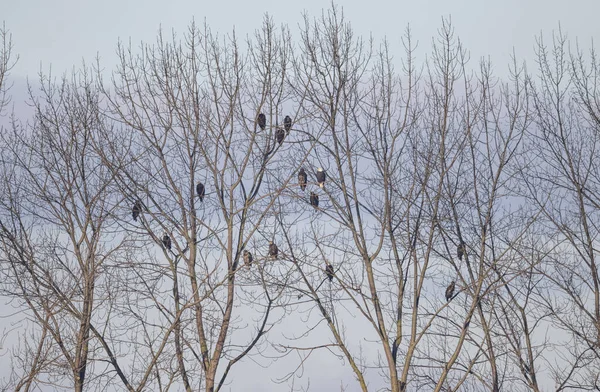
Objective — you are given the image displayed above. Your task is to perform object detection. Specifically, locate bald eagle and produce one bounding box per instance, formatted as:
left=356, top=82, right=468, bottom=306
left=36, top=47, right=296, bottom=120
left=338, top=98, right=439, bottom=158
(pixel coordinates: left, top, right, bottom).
left=310, top=192, right=319, bottom=208
left=162, top=234, right=172, bottom=251
left=284, top=115, right=292, bottom=133
left=316, top=168, right=326, bottom=188
left=269, top=242, right=278, bottom=260
left=325, top=263, right=334, bottom=282
left=276, top=128, right=285, bottom=145
left=257, top=113, right=266, bottom=130
left=132, top=201, right=142, bottom=221
left=298, top=168, right=307, bottom=191
left=243, top=250, right=253, bottom=267
left=457, top=241, right=466, bottom=261
left=196, top=182, right=205, bottom=202
left=445, top=281, right=455, bottom=301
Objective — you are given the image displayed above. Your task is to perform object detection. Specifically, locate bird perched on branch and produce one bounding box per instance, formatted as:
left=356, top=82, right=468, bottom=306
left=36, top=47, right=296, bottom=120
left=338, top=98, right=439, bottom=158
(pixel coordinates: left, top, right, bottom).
left=243, top=250, right=253, bottom=267
left=316, top=168, right=326, bottom=188
left=162, top=234, right=172, bottom=251
left=257, top=113, right=266, bottom=130
left=457, top=241, right=466, bottom=261
left=269, top=242, right=278, bottom=260
left=284, top=115, right=292, bottom=134
left=325, top=262, right=334, bottom=282
left=298, top=168, right=307, bottom=191
left=310, top=192, right=319, bottom=208
left=196, top=182, right=205, bottom=202
left=445, top=280, right=455, bottom=302
left=132, top=201, right=142, bottom=221
left=275, top=128, right=285, bottom=145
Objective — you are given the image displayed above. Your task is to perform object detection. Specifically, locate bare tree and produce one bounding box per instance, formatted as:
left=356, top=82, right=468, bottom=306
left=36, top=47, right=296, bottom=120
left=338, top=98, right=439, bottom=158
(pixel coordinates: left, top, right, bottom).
left=0, top=22, right=17, bottom=115
left=0, top=68, right=135, bottom=391
left=274, top=12, right=540, bottom=392
left=94, top=17, right=312, bottom=392
left=2, top=9, right=600, bottom=392
left=523, top=28, right=600, bottom=390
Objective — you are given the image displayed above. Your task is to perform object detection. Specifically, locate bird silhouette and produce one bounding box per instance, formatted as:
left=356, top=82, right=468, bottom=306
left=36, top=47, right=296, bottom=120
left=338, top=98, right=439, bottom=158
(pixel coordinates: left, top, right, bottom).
left=275, top=128, right=285, bottom=145
left=298, top=168, right=307, bottom=191
left=196, top=182, right=205, bottom=202
left=284, top=115, right=292, bottom=133
left=162, top=234, right=172, bottom=251
left=445, top=281, right=456, bottom=301
left=257, top=113, right=266, bottom=130
left=325, top=262, right=334, bottom=282
left=269, top=242, right=278, bottom=260
left=243, top=250, right=253, bottom=267
left=316, top=168, right=326, bottom=189
left=310, top=192, right=319, bottom=208
left=132, top=201, right=142, bottom=221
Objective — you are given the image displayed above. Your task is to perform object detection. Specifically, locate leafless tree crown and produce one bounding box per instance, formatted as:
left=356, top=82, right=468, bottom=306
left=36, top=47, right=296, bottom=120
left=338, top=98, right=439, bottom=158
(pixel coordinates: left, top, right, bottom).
left=1, top=10, right=600, bottom=392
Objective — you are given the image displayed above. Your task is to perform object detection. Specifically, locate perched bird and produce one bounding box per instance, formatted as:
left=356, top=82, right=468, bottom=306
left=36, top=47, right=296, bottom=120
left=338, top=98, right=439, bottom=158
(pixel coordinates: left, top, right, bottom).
left=275, top=128, right=285, bottom=145
left=162, top=234, right=172, bottom=251
left=445, top=280, right=456, bottom=302
left=310, top=192, right=319, bottom=208
left=132, top=201, right=142, bottom=221
left=257, top=113, right=266, bottom=130
left=284, top=115, right=292, bottom=133
left=196, top=182, right=205, bottom=202
left=457, top=241, right=466, bottom=261
left=269, top=242, right=279, bottom=260
left=243, top=250, right=253, bottom=267
left=316, top=168, right=326, bottom=188
left=298, top=168, right=307, bottom=191
left=325, top=262, right=334, bottom=282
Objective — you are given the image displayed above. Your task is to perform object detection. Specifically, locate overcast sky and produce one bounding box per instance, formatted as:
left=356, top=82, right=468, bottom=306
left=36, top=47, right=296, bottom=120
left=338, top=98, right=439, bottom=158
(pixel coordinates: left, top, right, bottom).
left=2, top=0, right=599, bottom=80
left=1, top=1, right=598, bottom=390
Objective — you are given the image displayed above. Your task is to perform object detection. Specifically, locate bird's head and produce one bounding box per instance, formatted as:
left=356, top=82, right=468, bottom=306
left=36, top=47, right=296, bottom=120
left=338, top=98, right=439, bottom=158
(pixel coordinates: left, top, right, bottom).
left=317, top=168, right=323, bottom=172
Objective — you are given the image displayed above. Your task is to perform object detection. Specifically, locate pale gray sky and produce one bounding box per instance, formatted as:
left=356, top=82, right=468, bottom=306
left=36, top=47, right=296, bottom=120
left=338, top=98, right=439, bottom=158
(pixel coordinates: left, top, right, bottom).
left=2, top=0, right=599, bottom=79
left=1, top=1, right=598, bottom=391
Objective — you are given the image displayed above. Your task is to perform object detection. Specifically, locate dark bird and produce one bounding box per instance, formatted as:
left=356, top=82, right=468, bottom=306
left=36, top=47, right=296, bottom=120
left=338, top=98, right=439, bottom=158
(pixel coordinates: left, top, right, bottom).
left=298, top=168, right=307, bottom=191
left=310, top=192, right=319, bottom=208
left=132, top=201, right=142, bottom=221
left=269, top=242, right=278, bottom=260
left=275, top=128, right=285, bottom=145
left=196, top=182, right=205, bottom=202
left=284, top=115, right=292, bottom=133
left=162, top=234, right=172, bottom=251
left=257, top=113, right=266, bottom=130
left=316, top=168, right=326, bottom=188
left=457, top=241, right=466, bottom=261
left=243, top=250, right=253, bottom=267
left=445, top=280, right=456, bottom=301
left=325, top=262, right=334, bottom=282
